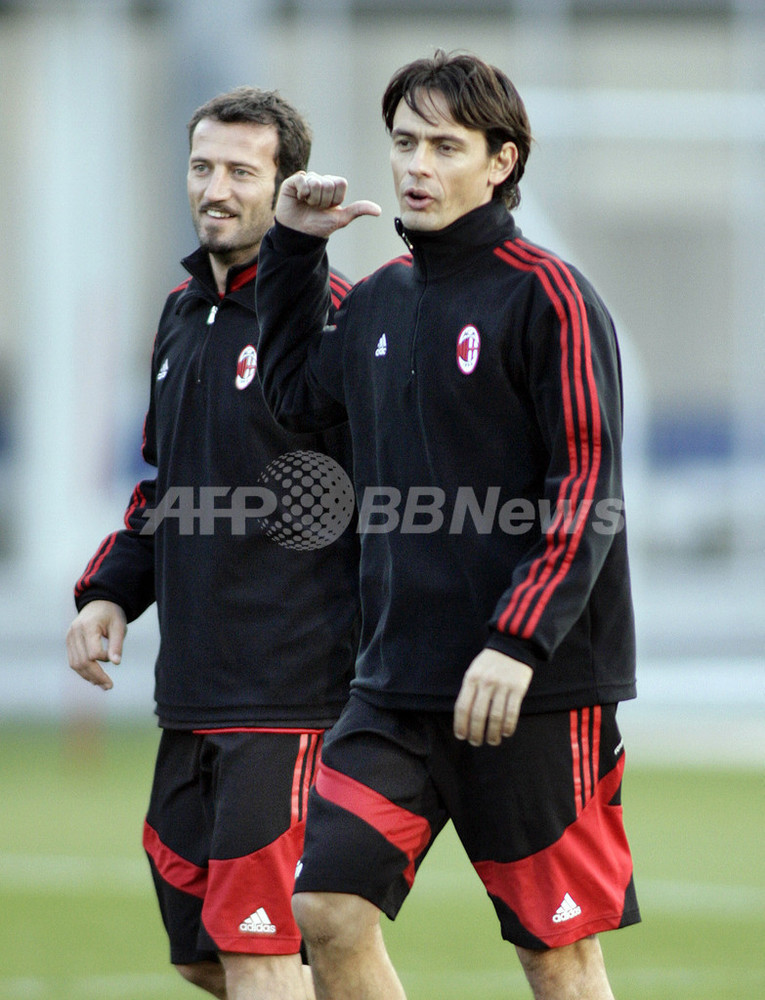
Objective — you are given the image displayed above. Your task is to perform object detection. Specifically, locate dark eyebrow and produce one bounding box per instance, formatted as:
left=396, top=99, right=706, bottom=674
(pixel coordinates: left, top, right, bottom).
left=391, top=127, right=466, bottom=146
left=189, top=157, right=260, bottom=172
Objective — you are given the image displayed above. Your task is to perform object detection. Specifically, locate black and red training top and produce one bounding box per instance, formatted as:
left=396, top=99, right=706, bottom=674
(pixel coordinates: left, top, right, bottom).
left=256, top=201, right=637, bottom=714
left=75, top=247, right=360, bottom=729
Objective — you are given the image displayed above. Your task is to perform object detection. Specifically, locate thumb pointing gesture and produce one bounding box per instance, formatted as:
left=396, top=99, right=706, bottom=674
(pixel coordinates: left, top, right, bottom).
left=276, top=171, right=381, bottom=239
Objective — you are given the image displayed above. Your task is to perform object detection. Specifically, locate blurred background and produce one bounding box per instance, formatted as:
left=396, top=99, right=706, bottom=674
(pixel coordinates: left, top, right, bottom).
left=0, top=2, right=763, bottom=997
left=0, top=4, right=763, bottom=761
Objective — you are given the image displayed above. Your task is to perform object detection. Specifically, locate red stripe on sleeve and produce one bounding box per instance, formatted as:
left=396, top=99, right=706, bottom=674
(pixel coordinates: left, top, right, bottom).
left=74, top=532, right=118, bottom=598
left=329, top=273, right=352, bottom=309
left=124, top=481, right=147, bottom=529
left=329, top=273, right=352, bottom=294
left=493, top=241, right=603, bottom=639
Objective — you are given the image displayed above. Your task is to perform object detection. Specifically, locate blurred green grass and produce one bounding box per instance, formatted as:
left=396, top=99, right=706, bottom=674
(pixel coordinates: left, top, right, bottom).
left=0, top=720, right=762, bottom=999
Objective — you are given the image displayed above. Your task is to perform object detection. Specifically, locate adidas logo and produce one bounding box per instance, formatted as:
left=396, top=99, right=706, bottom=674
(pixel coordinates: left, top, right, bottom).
left=552, top=893, right=582, bottom=924
left=375, top=334, right=387, bottom=357
left=239, top=907, right=276, bottom=934
left=156, top=358, right=169, bottom=381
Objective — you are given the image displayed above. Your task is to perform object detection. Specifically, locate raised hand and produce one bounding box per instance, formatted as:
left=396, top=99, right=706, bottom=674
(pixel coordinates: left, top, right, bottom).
left=276, top=171, right=382, bottom=239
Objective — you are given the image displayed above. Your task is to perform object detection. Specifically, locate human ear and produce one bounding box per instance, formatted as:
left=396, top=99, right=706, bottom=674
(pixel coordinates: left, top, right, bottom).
left=490, top=141, right=518, bottom=187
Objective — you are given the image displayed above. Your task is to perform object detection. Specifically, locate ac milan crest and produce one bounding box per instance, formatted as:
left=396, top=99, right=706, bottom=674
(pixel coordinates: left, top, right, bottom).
left=235, top=345, right=257, bottom=390
left=457, top=325, right=481, bottom=375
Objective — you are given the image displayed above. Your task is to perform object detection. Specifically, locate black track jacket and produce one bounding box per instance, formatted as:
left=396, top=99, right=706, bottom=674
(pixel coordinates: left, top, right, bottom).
left=75, top=248, right=360, bottom=729
left=256, top=201, right=637, bottom=714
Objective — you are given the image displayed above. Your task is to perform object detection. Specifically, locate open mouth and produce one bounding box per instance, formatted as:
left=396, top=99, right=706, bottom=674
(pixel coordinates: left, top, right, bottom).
left=403, top=189, right=433, bottom=210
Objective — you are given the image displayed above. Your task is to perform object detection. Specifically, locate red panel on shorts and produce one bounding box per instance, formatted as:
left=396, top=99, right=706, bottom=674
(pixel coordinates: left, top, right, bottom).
left=473, top=754, right=633, bottom=947
left=143, top=820, right=207, bottom=899
left=202, top=823, right=304, bottom=955
left=315, top=762, right=431, bottom=886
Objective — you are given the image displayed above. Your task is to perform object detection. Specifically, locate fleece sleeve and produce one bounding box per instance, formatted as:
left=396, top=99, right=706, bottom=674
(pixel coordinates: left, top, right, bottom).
left=256, top=221, right=349, bottom=433
left=485, top=268, right=627, bottom=667
left=73, top=358, right=159, bottom=623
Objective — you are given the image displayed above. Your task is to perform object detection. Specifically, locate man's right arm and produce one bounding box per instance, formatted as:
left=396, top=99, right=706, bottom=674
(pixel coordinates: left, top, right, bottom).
left=256, top=172, right=381, bottom=432
left=67, top=347, right=162, bottom=688
left=72, top=474, right=158, bottom=619
left=66, top=599, right=127, bottom=691
left=66, top=472, right=157, bottom=689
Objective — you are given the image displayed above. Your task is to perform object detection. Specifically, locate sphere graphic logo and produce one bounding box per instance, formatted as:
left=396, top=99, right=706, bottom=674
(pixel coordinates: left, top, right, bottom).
left=257, top=450, right=355, bottom=550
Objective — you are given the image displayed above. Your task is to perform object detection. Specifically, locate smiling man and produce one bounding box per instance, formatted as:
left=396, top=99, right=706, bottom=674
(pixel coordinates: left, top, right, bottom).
left=67, top=87, right=360, bottom=1000
left=256, top=51, right=640, bottom=1000
left=187, top=115, right=283, bottom=290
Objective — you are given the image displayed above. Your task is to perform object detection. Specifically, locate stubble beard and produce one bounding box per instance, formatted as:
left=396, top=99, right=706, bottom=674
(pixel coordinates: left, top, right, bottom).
left=193, top=209, right=272, bottom=264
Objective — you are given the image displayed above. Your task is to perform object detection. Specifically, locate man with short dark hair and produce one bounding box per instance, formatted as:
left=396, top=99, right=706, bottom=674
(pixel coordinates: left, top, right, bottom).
left=67, top=86, right=359, bottom=1000
left=256, top=51, right=640, bottom=1000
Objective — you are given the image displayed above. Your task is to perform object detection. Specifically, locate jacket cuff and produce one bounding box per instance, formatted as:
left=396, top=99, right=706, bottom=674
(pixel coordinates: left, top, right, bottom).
left=484, top=630, right=541, bottom=670
left=270, top=219, right=329, bottom=253
left=75, top=589, right=135, bottom=622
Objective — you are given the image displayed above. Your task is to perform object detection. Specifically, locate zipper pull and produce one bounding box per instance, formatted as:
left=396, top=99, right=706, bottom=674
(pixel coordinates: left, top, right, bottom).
left=207, top=304, right=218, bottom=325
left=395, top=217, right=413, bottom=252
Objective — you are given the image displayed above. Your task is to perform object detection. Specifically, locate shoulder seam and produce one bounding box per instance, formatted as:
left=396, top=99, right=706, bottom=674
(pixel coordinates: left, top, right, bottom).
left=357, top=254, right=413, bottom=286
left=169, top=277, right=192, bottom=295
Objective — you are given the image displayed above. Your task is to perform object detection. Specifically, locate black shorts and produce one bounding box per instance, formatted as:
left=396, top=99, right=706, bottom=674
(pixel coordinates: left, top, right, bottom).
left=294, top=695, right=640, bottom=950
left=143, top=727, right=323, bottom=964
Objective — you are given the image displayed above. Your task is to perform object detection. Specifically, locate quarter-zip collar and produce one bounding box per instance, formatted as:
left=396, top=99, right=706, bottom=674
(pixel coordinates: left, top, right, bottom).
left=395, top=200, right=518, bottom=281
left=179, top=246, right=259, bottom=313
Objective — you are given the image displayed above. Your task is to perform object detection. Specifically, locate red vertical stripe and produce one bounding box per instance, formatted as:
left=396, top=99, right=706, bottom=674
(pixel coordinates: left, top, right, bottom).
left=74, top=532, right=117, bottom=597
left=291, top=733, right=310, bottom=825
left=570, top=709, right=583, bottom=818
left=288, top=732, right=322, bottom=824
left=493, top=240, right=602, bottom=640
left=571, top=707, right=603, bottom=815
left=580, top=707, right=592, bottom=805
left=124, top=481, right=147, bottom=529
left=592, top=705, right=602, bottom=790
left=505, top=248, right=594, bottom=631
left=520, top=245, right=602, bottom=635
left=74, top=474, right=153, bottom=598
left=329, top=273, right=352, bottom=309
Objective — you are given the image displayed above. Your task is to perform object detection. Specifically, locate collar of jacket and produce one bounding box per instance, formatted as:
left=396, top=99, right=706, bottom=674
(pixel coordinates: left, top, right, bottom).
left=395, top=200, right=517, bottom=280
left=179, top=246, right=259, bottom=311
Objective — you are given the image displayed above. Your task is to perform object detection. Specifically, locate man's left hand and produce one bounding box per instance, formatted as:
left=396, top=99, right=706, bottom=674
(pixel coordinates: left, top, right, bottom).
left=453, top=649, right=533, bottom=747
